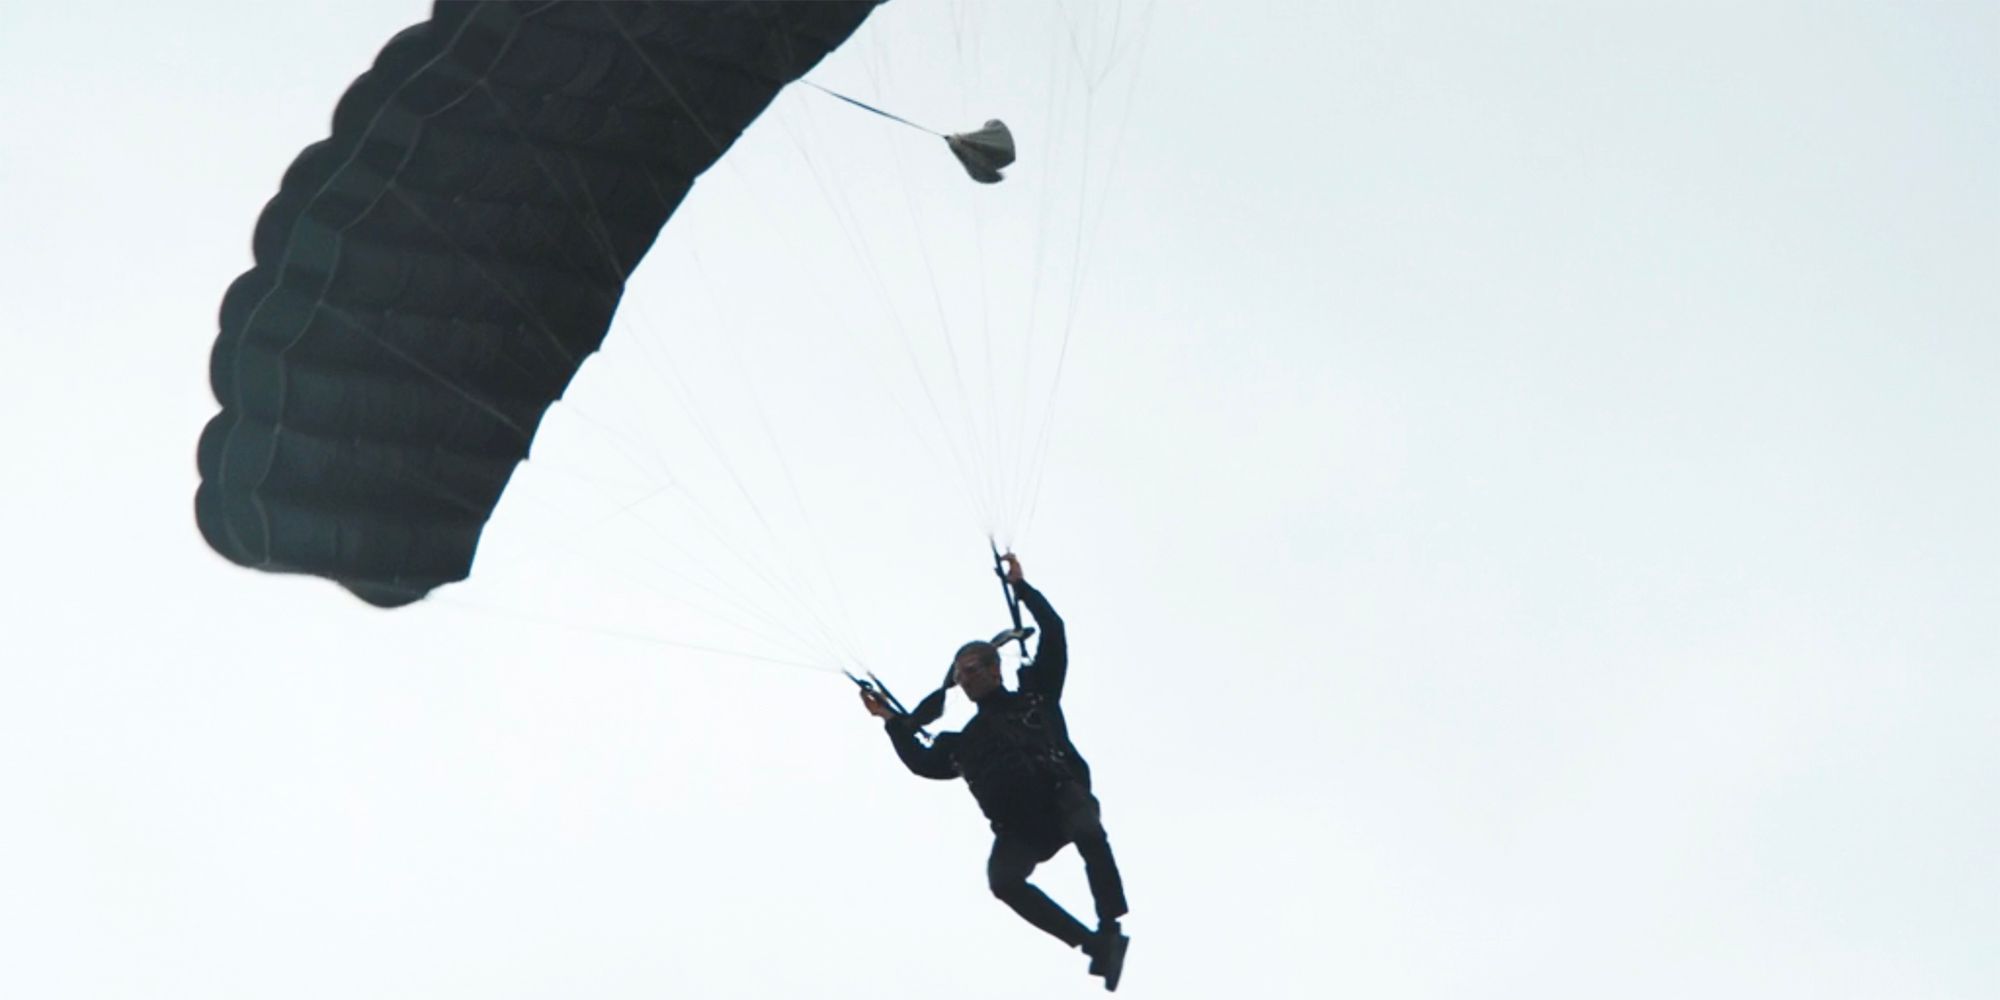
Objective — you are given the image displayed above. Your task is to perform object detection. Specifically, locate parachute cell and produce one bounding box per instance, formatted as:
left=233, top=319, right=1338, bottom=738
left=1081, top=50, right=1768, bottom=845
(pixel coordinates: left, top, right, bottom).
left=195, top=0, right=881, bottom=607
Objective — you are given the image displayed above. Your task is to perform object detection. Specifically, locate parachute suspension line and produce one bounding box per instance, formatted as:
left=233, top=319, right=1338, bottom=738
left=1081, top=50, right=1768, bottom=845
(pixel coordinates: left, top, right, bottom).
left=762, top=129, right=988, bottom=536
left=523, top=366, right=849, bottom=660
left=552, top=70, right=988, bottom=660
left=1011, top=109, right=1097, bottom=542
left=542, top=528, right=838, bottom=667
left=536, top=401, right=851, bottom=663
left=416, top=6, right=1040, bottom=653
left=475, top=75, right=881, bottom=671
left=946, top=6, right=1007, bottom=540
left=354, top=288, right=838, bottom=661
left=801, top=20, right=1012, bottom=534
left=619, top=502, right=859, bottom=664
left=998, top=17, right=1090, bottom=542
left=943, top=0, right=1009, bottom=526
left=949, top=0, right=969, bottom=65
left=569, top=448, right=854, bottom=668
left=688, top=248, right=867, bottom=661
left=615, top=302, right=866, bottom=664
left=431, top=594, right=840, bottom=677
left=799, top=79, right=945, bottom=138
left=1056, top=0, right=1090, bottom=71
left=849, top=43, right=1010, bottom=532
left=607, top=263, right=870, bottom=670
left=756, top=50, right=1025, bottom=539
left=258, top=323, right=826, bottom=659
left=1001, top=33, right=1068, bottom=541
left=637, top=85, right=992, bottom=597
left=877, top=84, right=1003, bottom=533
left=596, top=313, right=872, bottom=672
left=324, top=310, right=848, bottom=664
left=513, top=47, right=933, bottom=668
left=779, top=109, right=993, bottom=534
left=478, top=480, right=838, bottom=665
left=367, top=89, right=863, bottom=671
left=605, top=0, right=956, bottom=613
left=973, top=181, right=1004, bottom=539
left=1008, top=1, right=1145, bottom=540
left=1014, top=4, right=1156, bottom=542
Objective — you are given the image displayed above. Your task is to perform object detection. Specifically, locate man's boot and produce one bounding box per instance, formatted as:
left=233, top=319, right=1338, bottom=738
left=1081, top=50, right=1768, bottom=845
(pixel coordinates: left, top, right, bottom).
left=1084, top=920, right=1129, bottom=991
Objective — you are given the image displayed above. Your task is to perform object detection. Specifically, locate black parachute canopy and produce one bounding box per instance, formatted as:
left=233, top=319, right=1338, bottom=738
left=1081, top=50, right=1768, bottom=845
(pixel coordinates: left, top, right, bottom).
left=196, top=1, right=881, bottom=607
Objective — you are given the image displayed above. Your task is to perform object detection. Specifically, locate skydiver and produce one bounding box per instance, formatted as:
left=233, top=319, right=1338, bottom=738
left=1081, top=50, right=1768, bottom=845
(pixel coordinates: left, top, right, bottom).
left=859, top=553, right=1130, bottom=990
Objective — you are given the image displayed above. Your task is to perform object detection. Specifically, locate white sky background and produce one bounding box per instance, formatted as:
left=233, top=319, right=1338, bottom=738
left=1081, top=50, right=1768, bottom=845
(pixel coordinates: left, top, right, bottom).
left=1, top=1, right=1996, bottom=997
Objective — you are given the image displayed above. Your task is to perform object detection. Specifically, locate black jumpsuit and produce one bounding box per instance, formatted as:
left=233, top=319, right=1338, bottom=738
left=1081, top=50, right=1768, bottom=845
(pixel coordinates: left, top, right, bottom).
left=883, top=580, right=1128, bottom=946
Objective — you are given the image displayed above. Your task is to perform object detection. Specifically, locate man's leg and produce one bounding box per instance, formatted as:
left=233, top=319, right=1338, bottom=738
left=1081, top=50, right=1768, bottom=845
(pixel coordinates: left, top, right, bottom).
left=1055, top=786, right=1131, bottom=988
left=987, top=834, right=1092, bottom=947
left=1056, top=784, right=1128, bottom=925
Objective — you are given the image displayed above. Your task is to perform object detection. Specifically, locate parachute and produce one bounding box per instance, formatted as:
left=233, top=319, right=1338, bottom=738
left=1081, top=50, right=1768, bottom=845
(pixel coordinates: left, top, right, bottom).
left=195, top=1, right=882, bottom=608
left=946, top=120, right=1016, bottom=184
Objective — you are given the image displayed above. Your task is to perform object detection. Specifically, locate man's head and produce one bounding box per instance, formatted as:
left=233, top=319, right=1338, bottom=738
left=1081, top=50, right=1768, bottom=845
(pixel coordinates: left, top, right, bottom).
left=952, top=640, right=1003, bottom=699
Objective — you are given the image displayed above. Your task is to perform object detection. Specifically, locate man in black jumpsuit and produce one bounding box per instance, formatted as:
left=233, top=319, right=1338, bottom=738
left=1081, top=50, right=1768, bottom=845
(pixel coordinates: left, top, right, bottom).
left=860, top=553, right=1130, bottom=989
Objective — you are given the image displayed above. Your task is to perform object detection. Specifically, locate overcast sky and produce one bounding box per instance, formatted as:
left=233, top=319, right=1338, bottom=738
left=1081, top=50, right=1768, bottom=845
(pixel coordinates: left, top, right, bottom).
left=2, top=2, right=1996, bottom=998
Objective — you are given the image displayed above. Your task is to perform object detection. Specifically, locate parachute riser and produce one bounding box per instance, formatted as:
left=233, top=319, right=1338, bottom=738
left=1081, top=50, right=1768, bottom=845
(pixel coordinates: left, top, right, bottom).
left=847, top=668, right=933, bottom=742
left=989, top=539, right=1032, bottom=659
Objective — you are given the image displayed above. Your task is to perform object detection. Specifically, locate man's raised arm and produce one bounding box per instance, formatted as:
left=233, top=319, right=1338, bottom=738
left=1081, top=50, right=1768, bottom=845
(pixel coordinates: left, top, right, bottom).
left=1003, top=554, right=1068, bottom=700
